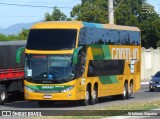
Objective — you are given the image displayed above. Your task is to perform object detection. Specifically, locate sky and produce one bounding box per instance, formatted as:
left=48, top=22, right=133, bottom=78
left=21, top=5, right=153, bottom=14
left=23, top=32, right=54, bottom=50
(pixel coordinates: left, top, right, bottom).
left=0, top=0, right=81, bottom=29
left=147, top=0, right=160, bottom=14
left=0, top=0, right=159, bottom=29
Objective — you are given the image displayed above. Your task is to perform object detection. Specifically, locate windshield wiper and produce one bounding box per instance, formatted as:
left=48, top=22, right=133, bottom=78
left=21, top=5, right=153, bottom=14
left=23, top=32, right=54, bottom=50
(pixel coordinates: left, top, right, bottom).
left=56, top=74, right=74, bottom=80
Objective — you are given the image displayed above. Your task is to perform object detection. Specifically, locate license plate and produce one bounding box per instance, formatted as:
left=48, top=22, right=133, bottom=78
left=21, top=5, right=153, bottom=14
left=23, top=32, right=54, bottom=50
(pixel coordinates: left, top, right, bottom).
left=43, top=95, right=52, bottom=99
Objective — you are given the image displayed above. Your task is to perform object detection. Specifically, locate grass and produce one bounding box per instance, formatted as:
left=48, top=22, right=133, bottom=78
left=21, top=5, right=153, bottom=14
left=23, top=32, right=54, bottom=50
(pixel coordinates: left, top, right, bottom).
left=31, top=100, right=160, bottom=119
left=104, top=100, right=160, bottom=110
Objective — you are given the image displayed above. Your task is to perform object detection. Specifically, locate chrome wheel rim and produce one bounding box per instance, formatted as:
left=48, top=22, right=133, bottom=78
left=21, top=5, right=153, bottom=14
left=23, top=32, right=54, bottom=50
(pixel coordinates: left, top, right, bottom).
left=86, top=90, right=89, bottom=101
left=93, top=89, right=96, bottom=99
left=123, top=86, right=126, bottom=97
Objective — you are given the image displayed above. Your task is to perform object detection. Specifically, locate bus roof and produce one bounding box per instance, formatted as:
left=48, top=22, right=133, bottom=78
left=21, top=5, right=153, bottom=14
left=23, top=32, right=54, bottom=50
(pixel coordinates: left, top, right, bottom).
left=31, top=21, right=140, bottom=32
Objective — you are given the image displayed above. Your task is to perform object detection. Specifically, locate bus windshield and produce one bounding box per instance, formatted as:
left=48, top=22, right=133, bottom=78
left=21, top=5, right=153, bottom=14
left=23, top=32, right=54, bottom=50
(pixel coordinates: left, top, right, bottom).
left=26, top=29, right=77, bottom=50
left=25, top=55, right=75, bottom=84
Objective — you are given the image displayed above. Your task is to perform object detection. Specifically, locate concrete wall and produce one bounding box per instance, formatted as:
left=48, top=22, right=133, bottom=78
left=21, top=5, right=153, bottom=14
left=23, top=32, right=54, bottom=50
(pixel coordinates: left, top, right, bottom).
left=141, top=47, right=160, bottom=81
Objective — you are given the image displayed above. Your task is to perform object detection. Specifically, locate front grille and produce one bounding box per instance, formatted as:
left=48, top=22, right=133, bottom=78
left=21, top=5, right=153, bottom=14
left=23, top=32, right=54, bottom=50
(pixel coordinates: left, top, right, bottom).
left=35, top=90, right=61, bottom=94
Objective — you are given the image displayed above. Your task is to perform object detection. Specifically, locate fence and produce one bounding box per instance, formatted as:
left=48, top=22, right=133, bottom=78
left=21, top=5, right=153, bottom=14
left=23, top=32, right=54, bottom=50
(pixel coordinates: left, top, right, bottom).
left=141, top=47, right=160, bottom=81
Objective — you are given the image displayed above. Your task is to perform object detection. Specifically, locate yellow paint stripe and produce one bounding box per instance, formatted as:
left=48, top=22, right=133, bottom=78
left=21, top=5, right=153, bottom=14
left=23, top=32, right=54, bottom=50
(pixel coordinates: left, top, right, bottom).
left=31, top=21, right=84, bottom=29
left=25, top=49, right=73, bottom=54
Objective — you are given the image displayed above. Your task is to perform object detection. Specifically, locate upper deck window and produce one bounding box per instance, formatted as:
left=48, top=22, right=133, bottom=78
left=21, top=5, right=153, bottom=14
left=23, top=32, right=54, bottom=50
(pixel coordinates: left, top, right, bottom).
left=79, top=27, right=140, bottom=46
left=27, top=29, right=77, bottom=50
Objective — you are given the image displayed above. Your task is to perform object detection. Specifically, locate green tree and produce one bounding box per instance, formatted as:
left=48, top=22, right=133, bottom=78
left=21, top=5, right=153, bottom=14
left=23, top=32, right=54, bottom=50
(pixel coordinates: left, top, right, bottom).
left=115, top=0, right=159, bottom=48
left=71, top=0, right=160, bottom=48
left=0, top=28, right=29, bottom=41
left=71, top=0, right=149, bottom=25
left=71, top=0, right=108, bottom=23
left=18, top=28, right=29, bottom=40
left=114, top=0, right=142, bottom=26
left=6, top=34, right=19, bottom=41
left=44, top=6, right=68, bottom=21
left=0, top=33, right=7, bottom=41
left=139, top=3, right=160, bottom=48
left=0, top=33, right=20, bottom=41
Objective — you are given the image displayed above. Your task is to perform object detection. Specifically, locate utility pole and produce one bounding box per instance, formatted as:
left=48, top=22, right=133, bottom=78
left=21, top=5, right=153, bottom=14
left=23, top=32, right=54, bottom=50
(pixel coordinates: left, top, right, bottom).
left=108, top=0, right=114, bottom=24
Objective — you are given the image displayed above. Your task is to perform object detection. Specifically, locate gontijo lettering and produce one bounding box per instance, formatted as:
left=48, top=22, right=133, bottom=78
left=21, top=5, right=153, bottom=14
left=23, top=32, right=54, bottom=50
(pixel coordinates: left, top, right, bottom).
left=112, top=48, right=139, bottom=62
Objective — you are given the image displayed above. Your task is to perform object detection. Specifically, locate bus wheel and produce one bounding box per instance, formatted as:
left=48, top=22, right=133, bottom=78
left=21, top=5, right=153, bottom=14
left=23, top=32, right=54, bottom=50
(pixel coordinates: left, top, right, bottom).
left=0, top=85, right=7, bottom=105
left=121, top=83, right=127, bottom=100
left=90, top=86, right=98, bottom=105
left=127, top=82, right=133, bottom=99
left=81, top=86, right=90, bottom=106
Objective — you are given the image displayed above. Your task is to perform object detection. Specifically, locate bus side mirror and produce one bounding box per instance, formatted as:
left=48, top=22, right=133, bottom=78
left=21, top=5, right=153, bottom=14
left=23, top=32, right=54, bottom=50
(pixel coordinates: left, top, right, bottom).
left=16, top=46, right=25, bottom=64
left=72, top=46, right=82, bottom=65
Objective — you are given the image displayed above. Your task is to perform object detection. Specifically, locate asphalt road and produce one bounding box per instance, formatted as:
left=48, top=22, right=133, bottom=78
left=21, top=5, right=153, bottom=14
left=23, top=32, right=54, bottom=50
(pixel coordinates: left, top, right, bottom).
left=1, top=84, right=160, bottom=111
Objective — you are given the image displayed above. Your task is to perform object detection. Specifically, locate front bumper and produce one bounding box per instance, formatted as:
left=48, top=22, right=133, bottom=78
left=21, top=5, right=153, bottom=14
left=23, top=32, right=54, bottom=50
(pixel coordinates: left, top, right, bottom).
left=149, top=83, right=160, bottom=90
left=24, top=88, right=77, bottom=101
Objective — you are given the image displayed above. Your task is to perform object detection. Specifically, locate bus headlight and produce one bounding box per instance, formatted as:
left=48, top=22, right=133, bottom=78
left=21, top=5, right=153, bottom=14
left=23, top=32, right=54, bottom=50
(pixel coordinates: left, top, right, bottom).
left=25, top=86, right=35, bottom=92
left=61, top=86, right=74, bottom=93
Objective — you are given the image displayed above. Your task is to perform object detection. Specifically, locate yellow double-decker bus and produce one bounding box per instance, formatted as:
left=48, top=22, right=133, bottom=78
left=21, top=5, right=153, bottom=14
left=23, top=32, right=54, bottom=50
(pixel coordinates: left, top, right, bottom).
left=24, top=21, right=141, bottom=107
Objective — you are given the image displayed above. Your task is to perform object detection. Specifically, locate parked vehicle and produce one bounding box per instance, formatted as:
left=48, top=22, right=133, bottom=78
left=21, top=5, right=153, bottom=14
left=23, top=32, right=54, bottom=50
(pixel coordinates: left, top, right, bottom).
left=149, top=71, right=160, bottom=92
left=0, top=41, right=26, bottom=105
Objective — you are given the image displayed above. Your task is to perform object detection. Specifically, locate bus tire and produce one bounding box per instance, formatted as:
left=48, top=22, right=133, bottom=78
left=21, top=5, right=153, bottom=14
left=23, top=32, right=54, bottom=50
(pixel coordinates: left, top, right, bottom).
left=127, top=82, right=133, bottom=99
left=81, top=86, right=90, bottom=106
left=0, top=85, right=7, bottom=105
left=90, top=86, right=98, bottom=105
left=121, top=83, right=127, bottom=100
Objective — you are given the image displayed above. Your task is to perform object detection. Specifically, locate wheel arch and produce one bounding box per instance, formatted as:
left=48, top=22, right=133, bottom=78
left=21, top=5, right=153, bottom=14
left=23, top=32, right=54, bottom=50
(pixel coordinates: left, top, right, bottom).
left=124, top=79, right=128, bottom=85
left=130, top=79, right=134, bottom=84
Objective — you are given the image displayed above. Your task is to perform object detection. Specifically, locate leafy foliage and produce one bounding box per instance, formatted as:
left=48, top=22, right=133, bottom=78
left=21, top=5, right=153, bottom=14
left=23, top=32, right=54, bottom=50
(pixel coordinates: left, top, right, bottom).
left=18, top=28, right=29, bottom=40
left=0, top=28, right=29, bottom=41
left=1, top=1, right=160, bottom=48
left=44, top=6, right=71, bottom=21
left=71, top=0, right=108, bottom=23
left=71, top=0, right=160, bottom=48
